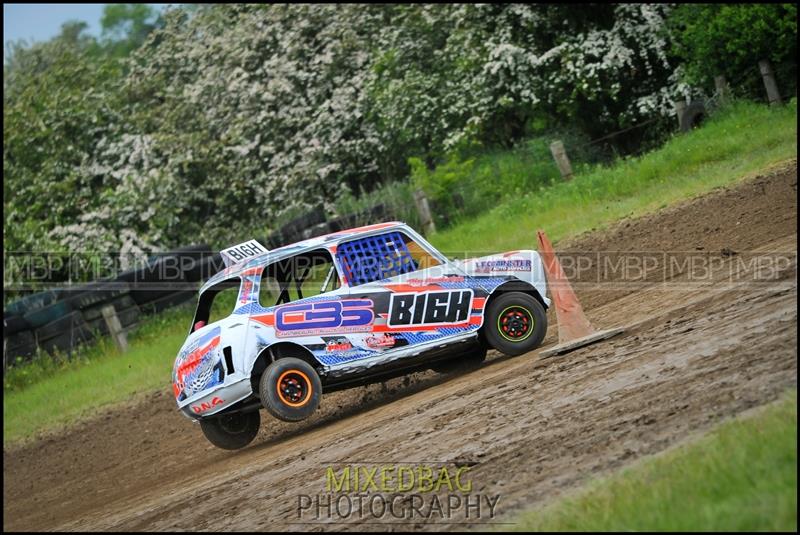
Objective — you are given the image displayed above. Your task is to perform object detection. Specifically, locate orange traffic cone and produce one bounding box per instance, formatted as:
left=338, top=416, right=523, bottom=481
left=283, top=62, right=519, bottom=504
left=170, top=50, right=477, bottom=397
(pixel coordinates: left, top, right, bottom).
left=536, top=230, right=624, bottom=357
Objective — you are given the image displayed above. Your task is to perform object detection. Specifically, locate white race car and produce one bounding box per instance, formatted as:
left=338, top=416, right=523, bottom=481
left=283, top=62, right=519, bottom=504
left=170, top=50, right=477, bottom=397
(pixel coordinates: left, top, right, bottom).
left=173, top=222, right=549, bottom=449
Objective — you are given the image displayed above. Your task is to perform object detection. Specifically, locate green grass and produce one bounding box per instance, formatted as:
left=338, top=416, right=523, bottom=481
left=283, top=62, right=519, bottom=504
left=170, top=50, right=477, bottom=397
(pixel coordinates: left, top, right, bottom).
left=3, top=305, right=194, bottom=444
left=430, top=100, right=797, bottom=255
left=507, top=390, right=797, bottom=531
left=3, top=99, right=797, bottom=446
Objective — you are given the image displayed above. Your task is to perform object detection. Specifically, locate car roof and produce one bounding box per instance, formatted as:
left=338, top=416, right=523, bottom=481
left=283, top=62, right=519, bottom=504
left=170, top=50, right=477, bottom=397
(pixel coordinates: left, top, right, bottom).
left=200, top=221, right=409, bottom=292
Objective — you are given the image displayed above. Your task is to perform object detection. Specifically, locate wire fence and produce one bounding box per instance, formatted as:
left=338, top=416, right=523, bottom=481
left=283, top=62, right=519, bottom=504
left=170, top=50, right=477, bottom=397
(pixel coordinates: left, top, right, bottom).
left=562, top=59, right=797, bottom=167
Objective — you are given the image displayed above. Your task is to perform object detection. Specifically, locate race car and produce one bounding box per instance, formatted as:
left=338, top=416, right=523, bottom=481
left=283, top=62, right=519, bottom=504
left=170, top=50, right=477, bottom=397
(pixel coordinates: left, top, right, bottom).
left=173, top=221, right=550, bottom=449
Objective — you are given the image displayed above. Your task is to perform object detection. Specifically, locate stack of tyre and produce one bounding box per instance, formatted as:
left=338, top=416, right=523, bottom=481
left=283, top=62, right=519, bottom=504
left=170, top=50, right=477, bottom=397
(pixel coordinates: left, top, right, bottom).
left=262, top=203, right=389, bottom=249
left=3, top=245, right=224, bottom=369
left=262, top=205, right=326, bottom=249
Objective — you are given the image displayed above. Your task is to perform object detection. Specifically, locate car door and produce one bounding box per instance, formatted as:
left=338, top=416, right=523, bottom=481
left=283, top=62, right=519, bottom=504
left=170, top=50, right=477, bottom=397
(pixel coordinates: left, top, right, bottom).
left=333, top=230, right=482, bottom=361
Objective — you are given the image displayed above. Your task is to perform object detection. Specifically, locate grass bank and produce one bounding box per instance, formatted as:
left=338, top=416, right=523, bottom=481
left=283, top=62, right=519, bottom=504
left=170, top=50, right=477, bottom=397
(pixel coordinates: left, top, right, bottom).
left=507, top=390, right=797, bottom=531
left=3, top=305, right=194, bottom=443
left=430, top=99, right=797, bottom=254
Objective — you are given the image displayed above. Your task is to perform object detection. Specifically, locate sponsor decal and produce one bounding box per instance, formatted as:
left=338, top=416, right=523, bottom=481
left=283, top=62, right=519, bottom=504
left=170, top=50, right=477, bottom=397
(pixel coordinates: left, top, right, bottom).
left=388, top=290, right=473, bottom=327
left=192, top=396, right=224, bottom=414
left=404, top=276, right=465, bottom=284
left=173, top=327, right=222, bottom=400
left=326, top=338, right=354, bottom=352
left=365, top=333, right=396, bottom=349
left=239, top=278, right=255, bottom=303
left=472, top=259, right=531, bottom=273
left=275, top=299, right=374, bottom=337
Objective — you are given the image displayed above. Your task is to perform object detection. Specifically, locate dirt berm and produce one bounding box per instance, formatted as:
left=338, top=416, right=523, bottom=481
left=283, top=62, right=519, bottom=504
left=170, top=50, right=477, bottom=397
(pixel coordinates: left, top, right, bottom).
left=3, top=161, right=797, bottom=531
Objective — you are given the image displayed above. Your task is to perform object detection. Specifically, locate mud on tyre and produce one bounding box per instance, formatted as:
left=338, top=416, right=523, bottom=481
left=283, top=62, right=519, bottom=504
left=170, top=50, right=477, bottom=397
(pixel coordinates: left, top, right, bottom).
left=260, top=357, right=322, bottom=422
left=199, top=410, right=261, bottom=450
left=484, top=291, right=547, bottom=356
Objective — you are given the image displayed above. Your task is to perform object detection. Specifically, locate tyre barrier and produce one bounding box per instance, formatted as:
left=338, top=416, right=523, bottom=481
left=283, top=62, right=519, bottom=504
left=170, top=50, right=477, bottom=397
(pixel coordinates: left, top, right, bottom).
left=138, top=290, right=197, bottom=315
left=3, top=212, right=387, bottom=369
left=279, top=206, right=325, bottom=242
left=184, top=254, right=225, bottom=283
left=23, top=299, right=74, bottom=330
left=81, top=293, right=142, bottom=338
left=328, top=203, right=389, bottom=233
left=146, top=244, right=211, bottom=263
left=4, top=288, right=64, bottom=318
left=117, top=244, right=211, bottom=306
left=35, top=311, right=94, bottom=354
left=112, top=294, right=141, bottom=328
left=35, top=309, right=92, bottom=341
left=4, top=329, right=36, bottom=366
left=63, top=280, right=131, bottom=311
left=3, top=314, right=31, bottom=337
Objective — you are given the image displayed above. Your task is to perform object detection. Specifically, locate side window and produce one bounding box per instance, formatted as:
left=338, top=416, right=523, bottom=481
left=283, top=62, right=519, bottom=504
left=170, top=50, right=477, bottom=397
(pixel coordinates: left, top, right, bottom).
left=259, top=261, right=297, bottom=308
left=192, top=278, right=240, bottom=331
left=258, top=249, right=339, bottom=307
left=299, top=253, right=339, bottom=298
left=336, top=231, right=440, bottom=286
left=258, top=274, right=284, bottom=307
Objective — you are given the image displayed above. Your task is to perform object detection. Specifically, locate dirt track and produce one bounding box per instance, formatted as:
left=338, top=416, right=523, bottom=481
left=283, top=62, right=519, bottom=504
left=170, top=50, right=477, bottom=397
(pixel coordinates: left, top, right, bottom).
left=3, top=162, right=798, bottom=531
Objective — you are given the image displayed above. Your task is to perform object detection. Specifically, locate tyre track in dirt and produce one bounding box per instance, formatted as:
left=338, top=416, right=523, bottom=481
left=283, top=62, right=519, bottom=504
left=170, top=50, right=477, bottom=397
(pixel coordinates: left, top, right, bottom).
left=3, top=161, right=797, bottom=531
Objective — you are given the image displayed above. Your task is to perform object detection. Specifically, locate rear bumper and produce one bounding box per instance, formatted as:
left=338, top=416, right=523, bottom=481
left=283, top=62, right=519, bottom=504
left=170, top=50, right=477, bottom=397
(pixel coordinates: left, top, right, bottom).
left=177, top=377, right=253, bottom=420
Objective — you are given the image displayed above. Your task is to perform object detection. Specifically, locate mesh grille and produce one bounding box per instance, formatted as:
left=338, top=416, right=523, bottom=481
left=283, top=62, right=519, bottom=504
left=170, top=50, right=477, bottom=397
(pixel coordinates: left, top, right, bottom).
left=336, top=232, right=417, bottom=286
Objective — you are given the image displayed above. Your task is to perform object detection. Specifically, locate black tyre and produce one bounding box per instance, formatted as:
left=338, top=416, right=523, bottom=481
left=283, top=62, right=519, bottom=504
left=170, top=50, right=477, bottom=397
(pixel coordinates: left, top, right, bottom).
left=483, top=292, right=547, bottom=356
left=184, top=254, right=225, bottom=283
left=430, top=342, right=487, bottom=374
left=260, top=357, right=322, bottom=422
left=199, top=410, right=261, bottom=450
left=22, top=300, right=73, bottom=329
left=4, top=329, right=36, bottom=365
left=138, top=290, right=195, bottom=315
left=4, top=315, right=31, bottom=337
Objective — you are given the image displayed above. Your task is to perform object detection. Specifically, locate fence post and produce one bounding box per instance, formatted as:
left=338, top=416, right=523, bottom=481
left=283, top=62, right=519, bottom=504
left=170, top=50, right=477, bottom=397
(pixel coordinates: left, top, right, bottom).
left=674, top=99, right=687, bottom=130
left=549, top=140, right=573, bottom=181
left=413, top=189, right=436, bottom=235
left=101, top=304, right=128, bottom=352
left=758, top=59, right=782, bottom=106
left=714, top=75, right=731, bottom=106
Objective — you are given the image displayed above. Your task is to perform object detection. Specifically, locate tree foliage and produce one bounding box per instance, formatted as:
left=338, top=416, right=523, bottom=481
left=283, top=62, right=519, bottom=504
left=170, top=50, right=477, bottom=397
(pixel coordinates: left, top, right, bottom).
left=100, top=3, right=164, bottom=59
left=670, top=4, right=797, bottom=98
left=4, top=3, right=796, bottom=274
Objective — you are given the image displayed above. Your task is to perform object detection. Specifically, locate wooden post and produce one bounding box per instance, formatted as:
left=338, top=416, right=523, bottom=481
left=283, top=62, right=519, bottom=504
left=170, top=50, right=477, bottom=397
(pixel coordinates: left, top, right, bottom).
left=549, top=140, right=573, bottom=181
left=101, top=304, right=128, bottom=352
left=714, top=75, right=731, bottom=106
left=674, top=99, right=687, bottom=130
left=413, top=189, right=436, bottom=235
left=758, top=59, right=782, bottom=106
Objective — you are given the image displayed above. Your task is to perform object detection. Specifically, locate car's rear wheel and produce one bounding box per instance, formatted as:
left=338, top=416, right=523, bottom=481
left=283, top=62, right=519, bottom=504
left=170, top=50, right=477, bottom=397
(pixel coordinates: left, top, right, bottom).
left=484, top=292, right=547, bottom=356
left=260, top=357, right=322, bottom=422
left=199, top=410, right=260, bottom=450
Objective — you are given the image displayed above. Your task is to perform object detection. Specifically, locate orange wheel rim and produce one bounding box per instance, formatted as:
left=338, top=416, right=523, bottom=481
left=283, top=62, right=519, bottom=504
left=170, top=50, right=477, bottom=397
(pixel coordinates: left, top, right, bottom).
left=276, top=369, right=313, bottom=407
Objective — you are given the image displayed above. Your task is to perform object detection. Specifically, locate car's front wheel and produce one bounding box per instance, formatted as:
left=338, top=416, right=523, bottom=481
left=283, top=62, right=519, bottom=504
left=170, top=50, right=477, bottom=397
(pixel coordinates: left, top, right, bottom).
left=484, top=292, right=547, bottom=356
left=199, top=410, right=260, bottom=450
left=260, top=357, right=322, bottom=422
